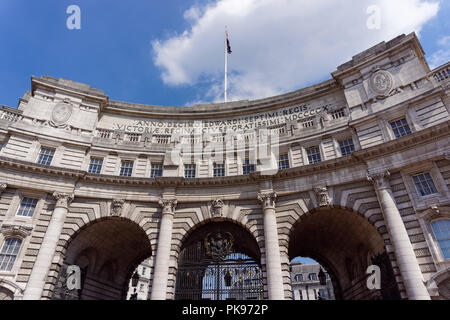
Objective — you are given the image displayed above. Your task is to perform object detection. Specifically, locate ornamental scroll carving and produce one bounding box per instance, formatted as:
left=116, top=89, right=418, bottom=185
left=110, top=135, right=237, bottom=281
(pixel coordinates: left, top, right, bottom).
left=53, top=192, right=74, bottom=208
left=369, top=69, right=394, bottom=98
left=257, top=192, right=277, bottom=209
left=158, top=198, right=177, bottom=215
left=367, top=171, right=391, bottom=190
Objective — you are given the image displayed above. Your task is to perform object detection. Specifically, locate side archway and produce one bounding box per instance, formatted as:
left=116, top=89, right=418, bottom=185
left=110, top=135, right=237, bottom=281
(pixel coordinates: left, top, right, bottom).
left=52, top=217, right=152, bottom=300
left=288, top=206, right=400, bottom=300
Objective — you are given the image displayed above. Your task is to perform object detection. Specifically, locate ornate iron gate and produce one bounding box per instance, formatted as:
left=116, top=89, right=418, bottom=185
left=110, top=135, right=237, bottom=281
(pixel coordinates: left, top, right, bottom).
left=175, top=232, right=264, bottom=300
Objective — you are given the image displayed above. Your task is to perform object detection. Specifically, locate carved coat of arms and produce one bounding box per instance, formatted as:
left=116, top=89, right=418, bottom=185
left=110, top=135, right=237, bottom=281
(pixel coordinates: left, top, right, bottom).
left=204, top=232, right=234, bottom=260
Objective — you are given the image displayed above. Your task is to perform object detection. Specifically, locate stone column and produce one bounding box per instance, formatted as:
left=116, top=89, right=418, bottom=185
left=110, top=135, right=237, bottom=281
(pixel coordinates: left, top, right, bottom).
left=258, top=191, right=284, bottom=300
left=368, top=172, right=430, bottom=300
left=23, top=192, right=73, bottom=300
left=150, top=198, right=177, bottom=300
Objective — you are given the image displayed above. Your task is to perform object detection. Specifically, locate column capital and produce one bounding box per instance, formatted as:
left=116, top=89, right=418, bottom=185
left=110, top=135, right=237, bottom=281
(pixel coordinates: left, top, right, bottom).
left=258, top=191, right=277, bottom=209
left=159, top=198, right=177, bottom=215
left=52, top=192, right=74, bottom=209
left=367, top=171, right=391, bottom=190
left=0, top=183, right=7, bottom=195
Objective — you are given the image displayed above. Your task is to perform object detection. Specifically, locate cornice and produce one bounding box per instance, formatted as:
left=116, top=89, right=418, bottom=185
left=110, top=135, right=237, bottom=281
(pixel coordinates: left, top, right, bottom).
left=0, top=120, right=448, bottom=188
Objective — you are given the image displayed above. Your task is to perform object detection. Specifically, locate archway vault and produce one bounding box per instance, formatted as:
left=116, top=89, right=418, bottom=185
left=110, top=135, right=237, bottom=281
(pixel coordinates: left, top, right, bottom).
left=52, top=217, right=152, bottom=300
left=174, top=220, right=264, bottom=300
left=288, top=206, right=400, bottom=300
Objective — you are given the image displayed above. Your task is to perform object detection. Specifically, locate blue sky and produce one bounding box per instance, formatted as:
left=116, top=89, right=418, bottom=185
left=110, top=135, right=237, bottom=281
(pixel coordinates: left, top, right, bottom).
left=0, top=0, right=449, bottom=109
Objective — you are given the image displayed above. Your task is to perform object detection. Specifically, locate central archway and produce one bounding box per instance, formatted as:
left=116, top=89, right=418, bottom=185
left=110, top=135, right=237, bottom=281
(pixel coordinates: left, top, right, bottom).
left=175, top=221, right=263, bottom=300
left=289, top=207, right=400, bottom=300
left=52, top=217, right=152, bottom=300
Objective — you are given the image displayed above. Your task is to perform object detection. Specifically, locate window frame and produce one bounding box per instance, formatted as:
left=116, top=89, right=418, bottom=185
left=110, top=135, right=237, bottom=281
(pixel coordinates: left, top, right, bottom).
left=242, top=158, right=256, bottom=175
left=213, top=162, right=225, bottom=177
left=306, top=146, right=322, bottom=164
left=119, top=160, right=134, bottom=177
left=88, top=157, right=104, bottom=174
left=430, top=218, right=450, bottom=261
left=338, top=138, right=355, bottom=157
left=389, top=117, right=412, bottom=139
left=412, top=172, right=438, bottom=197
left=36, top=147, right=55, bottom=166
left=184, top=163, right=196, bottom=179
left=16, top=197, right=39, bottom=218
left=150, top=163, right=163, bottom=178
left=0, top=237, right=23, bottom=272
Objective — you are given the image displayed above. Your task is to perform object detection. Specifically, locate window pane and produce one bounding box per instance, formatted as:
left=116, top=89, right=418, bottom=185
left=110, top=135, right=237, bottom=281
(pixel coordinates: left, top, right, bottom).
left=307, top=147, right=321, bottom=164
left=184, top=164, right=196, bottom=178
left=213, top=163, right=225, bottom=177
left=431, top=220, right=450, bottom=259
left=37, top=148, right=55, bottom=166
left=88, top=158, right=103, bottom=174
left=120, top=161, right=134, bottom=177
left=413, top=173, right=438, bottom=196
left=17, top=197, right=38, bottom=217
left=339, top=138, right=355, bottom=156
left=0, top=238, right=22, bottom=271
left=278, top=154, right=290, bottom=170
left=150, top=164, right=163, bottom=178
left=390, top=118, right=412, bottom=139
left=242, top=159, right=255, bottom=174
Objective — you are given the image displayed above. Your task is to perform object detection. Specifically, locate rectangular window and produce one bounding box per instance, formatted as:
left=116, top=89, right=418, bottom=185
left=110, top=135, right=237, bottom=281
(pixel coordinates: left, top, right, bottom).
left=278, top=153, right=290, bottom=170
left=120, top=160, right=134, bottom=177
left=242, top=159, right=256, bottom=175
left=413, top=172, right=438, bottom=197
left=37, top=147, right=55, bottom=166
left=150, top=163, right=163, bottom=178
left=213, top=163, right=225, bottom=177
left=339, top=138, right=355, bottom=156
left=0, top=238, right=22, bottom=271
left=331, top=108, right=346, bottom=120
left=184, top=164, right=196, bottom=178
left=88, top=158, right=103, bottom=174
left=307, top=146, right=322, bottom=164
left=390, top=118, right=412, bottom=139
left=17, top=197, right=38, bottom=217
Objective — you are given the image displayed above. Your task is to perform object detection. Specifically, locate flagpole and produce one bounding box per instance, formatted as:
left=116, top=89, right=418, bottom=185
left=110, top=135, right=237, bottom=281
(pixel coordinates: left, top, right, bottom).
left=224, top=29, right=228, bottom=103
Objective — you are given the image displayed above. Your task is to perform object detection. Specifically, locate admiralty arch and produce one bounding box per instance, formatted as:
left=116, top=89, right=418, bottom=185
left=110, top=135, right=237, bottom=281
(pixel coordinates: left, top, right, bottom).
left=0, top=33, right=449, bottom=300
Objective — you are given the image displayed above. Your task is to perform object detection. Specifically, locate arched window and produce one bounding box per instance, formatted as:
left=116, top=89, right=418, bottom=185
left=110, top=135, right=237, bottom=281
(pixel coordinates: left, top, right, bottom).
left=308, top=273, right=317, bottom=281
left=294, top=274, right=303, bottom=282
left=0, top=238, right=22, bottom=271
left=431, top=219, right=450, bottom=260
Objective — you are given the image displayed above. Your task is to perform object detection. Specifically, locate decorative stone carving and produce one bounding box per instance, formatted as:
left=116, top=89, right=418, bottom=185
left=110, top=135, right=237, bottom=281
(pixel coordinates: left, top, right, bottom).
left=211, top=199, right=224, bottom=217
left=111, top=199, right=125, bottom=216
left=0, top=183, right=7, bottom=195
left=314, top=187, right=331, bottom=207
left=53, top=192, right=74, bottom=208
left=0, top=223, right=33, bottom=238
left=50, top=100, right=73, bottom=127
left=369, top=69, right=394, bottom=97
left=257, top=192, right=277, bottom=209
left=204, top=232, right=234, bottom=261
left=367, top=171, right=391, bottom=190
left=158, top=198, right=177, bottom=215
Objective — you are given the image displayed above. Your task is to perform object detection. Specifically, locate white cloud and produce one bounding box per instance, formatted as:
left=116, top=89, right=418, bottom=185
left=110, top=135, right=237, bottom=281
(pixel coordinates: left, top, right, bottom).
left=430, top=35, right=450, bottom=69
left=152, top=0, right=440, bottom=104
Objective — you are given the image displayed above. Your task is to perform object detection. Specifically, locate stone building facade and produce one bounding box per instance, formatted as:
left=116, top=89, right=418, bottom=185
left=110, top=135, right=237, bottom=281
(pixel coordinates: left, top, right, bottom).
left=0, top=33, right=449, bottom=300
left=290, top=263, right=335, bottom=300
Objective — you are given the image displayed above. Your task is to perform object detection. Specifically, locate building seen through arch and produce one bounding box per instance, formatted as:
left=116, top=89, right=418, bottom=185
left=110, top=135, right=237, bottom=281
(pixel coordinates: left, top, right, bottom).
left=0, top=33, right=449, bottom=300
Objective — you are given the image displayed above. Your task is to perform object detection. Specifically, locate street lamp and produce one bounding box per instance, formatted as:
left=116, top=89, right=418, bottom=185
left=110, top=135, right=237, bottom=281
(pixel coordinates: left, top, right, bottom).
left=318, top=268, right=326, bottom=286
left=130, top=271, right=140, bottom=300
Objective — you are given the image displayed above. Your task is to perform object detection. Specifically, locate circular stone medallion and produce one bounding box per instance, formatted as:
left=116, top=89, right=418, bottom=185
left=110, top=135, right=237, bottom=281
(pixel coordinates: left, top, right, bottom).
left=51, top=102, right=73, bottom=125
left=369, top=70, right=393, bottom=96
